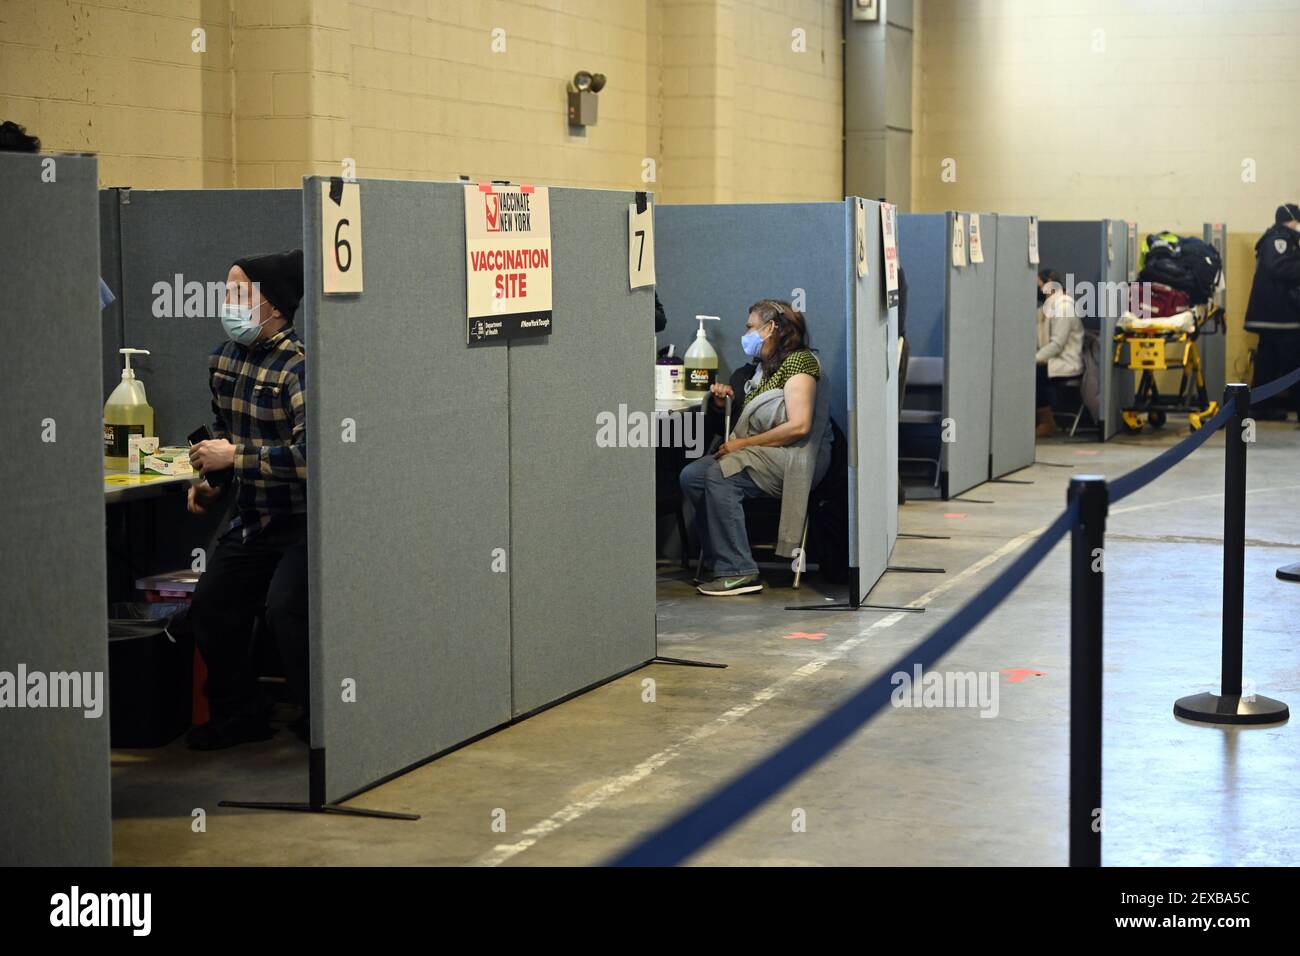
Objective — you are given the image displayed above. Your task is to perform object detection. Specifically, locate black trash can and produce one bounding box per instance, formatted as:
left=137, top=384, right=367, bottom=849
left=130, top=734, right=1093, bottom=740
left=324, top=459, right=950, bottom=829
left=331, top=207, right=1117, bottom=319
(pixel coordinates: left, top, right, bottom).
left=107, top=603, right=193, bottom=748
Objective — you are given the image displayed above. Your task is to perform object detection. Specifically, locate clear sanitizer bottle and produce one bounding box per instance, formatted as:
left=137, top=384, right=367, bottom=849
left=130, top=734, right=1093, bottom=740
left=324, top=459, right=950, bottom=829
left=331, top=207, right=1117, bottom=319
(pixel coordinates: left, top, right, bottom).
left=683, top=315, right=720, bottom=400
left=104, top=348, right=155, bottom=469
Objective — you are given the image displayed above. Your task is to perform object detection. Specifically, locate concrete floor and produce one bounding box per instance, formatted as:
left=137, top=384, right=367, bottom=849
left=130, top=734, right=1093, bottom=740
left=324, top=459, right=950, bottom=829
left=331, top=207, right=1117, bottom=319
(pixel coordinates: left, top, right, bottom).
left=111, top=422, right=1300, bottom=866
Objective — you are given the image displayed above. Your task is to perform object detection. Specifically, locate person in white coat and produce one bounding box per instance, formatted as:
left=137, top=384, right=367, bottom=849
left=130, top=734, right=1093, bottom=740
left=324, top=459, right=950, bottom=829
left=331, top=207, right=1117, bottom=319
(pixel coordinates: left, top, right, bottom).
left=1035, top=269, right=1085, bottom=437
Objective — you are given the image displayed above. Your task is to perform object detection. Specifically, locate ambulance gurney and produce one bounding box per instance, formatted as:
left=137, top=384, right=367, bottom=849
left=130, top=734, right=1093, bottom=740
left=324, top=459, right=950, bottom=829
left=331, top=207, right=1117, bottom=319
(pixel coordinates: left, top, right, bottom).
left=1114, top=284, right=1222, bottom=432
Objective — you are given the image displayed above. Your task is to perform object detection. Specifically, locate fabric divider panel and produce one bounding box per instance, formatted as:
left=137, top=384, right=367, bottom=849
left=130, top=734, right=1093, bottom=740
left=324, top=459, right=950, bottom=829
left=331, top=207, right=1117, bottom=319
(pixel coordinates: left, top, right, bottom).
left=117, top=189, right=304, bottom=445
left=943, top=211, right=996, bottom=498
left=99, top=189, right=124, bottom=397
left=1102, top=218, right=1132, bottom=439
left=1201, top=222, right=1228, bottom=404
left=0, top=153, right=111, bottom=865
left=303, top=177, right=512, bottom=802
left=989, top=214, right=1037, bottom=477
left=657, top=201, right=877, bottom=586
left=507, top=186, right=656, bottom=716
left=850, top=197, right=895, bottom=586
left=1039, top=220, right=1108, bottom=440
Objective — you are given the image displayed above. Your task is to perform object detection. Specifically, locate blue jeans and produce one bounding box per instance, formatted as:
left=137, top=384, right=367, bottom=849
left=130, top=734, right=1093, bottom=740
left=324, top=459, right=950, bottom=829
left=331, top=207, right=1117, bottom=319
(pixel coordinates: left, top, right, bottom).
left=679, top=455, right=769, bottom=577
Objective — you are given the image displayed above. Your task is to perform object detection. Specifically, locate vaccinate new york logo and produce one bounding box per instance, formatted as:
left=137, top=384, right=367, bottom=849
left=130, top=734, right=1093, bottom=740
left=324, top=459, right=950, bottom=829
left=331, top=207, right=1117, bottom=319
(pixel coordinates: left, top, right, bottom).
left=49, top=886, right=151, bottom=936
left=484, top=192, right=500, bottom=232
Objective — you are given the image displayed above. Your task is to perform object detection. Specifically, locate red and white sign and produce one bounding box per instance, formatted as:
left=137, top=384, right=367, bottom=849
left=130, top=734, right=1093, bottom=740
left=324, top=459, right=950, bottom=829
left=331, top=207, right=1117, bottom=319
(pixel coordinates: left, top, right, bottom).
left=464, top=183, right=553, bottom=345
left=881, top=201, right=900, bottom=308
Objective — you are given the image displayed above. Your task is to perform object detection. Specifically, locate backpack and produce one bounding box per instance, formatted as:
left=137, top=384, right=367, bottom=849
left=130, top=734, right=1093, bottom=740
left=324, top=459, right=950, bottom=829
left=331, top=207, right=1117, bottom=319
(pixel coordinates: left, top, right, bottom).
left=1177, top=236, right=1222, bottom=305
left=1137, top=231, right=1220, bottom=305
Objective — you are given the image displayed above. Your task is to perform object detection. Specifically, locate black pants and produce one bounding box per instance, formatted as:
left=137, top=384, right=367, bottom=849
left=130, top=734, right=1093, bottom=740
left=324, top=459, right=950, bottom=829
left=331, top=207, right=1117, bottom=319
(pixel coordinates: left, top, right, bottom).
left=1254, top=330, right=1300, bottom=416
left=1035, top=364, right=1058, bottom=408
left=190, top=514, right=308, bottom=721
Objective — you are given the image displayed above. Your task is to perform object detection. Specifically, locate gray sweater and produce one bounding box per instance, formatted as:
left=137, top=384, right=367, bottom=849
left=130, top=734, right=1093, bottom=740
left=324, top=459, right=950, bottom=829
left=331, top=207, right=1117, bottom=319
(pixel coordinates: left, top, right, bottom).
left=719, top=356, right=832, bottom=555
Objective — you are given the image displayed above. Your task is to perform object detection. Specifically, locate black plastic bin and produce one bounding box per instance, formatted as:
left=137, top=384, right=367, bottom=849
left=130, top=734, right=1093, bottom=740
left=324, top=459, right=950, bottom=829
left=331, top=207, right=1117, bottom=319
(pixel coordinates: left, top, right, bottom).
left=107, top=603, right=193, bottom=748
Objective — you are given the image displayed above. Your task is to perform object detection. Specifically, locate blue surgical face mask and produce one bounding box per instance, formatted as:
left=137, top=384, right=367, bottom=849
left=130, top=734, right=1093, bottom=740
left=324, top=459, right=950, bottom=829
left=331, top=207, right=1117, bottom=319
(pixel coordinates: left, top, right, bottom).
left=741, top=328, right=766, bottom=358
left=220, top=302, right=262, bottom=346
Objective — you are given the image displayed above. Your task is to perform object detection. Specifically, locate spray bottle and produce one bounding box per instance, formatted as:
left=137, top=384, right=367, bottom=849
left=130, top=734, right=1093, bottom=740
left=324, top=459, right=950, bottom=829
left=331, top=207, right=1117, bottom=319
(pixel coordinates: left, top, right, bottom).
left=683, top=315, right=720, bottom=399
left=104, top=348, right=155, bottom=469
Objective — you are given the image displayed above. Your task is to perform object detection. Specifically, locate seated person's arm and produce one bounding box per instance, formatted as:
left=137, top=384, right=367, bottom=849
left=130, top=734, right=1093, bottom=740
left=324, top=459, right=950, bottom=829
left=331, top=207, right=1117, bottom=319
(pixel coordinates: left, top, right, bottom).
left=717, top=373, right=815, bottom=455
left=1036, top=302, right=1070, bottom=364
left=190, top=370, right=306, bottom=483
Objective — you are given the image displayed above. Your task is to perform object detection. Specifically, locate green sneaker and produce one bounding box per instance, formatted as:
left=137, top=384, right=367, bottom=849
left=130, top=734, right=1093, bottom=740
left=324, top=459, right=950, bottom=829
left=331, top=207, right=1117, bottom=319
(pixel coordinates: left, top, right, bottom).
left=697, top=573, right=763, bottom=596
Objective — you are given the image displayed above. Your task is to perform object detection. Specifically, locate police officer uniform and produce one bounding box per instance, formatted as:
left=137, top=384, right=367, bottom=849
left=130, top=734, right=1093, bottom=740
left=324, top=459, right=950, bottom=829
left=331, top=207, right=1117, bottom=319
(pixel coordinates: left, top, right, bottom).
left=1244, top=203, right=1300, bottom=417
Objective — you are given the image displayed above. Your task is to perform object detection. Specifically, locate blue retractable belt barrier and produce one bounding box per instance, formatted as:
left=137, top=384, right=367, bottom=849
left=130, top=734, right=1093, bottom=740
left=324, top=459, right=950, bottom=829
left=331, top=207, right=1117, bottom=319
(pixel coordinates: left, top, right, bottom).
left=610, top=501, right=1080, bottom=866
left=1108, top=399, right=1234, bottom=503
left=609, top=365, right=1300, bottom=867
left=1253, top=364, right=1300, bottom=403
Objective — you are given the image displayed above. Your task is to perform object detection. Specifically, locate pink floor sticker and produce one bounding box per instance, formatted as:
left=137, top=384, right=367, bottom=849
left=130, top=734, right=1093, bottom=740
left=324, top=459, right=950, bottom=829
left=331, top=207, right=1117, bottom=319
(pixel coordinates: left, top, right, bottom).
left=1001, top=668, right=1046, bottom=682
left=783, top=631, right=827, bottom=641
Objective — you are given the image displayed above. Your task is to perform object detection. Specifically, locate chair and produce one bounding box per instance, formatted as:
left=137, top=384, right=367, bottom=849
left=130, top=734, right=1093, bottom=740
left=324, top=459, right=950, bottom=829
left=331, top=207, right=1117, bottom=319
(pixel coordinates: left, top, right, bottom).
left=899, top=355, right=945, bottom=489
left=1051, top=376, right=1094, bottom=437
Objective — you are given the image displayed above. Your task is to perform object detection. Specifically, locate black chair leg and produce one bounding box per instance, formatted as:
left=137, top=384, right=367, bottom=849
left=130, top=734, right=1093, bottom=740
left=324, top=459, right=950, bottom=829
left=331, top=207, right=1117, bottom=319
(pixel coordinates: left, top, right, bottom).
left=676, top=504, right=690, bottom=570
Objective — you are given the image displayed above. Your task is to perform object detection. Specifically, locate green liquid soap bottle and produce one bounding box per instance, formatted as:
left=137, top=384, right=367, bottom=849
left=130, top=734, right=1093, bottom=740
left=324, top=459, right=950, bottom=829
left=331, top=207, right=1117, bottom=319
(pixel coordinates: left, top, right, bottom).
left=683, top=314, right=720, bottom=399
left=104, top=348, right=154, bottom=470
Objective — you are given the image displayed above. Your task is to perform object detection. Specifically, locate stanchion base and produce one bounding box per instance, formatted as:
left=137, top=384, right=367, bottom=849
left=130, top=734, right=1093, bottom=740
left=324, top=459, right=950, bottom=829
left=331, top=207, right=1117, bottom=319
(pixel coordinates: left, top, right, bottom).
left=1276, top=562, right=1300, bottom=582
left=1173, top=692, right=1290, bottom=725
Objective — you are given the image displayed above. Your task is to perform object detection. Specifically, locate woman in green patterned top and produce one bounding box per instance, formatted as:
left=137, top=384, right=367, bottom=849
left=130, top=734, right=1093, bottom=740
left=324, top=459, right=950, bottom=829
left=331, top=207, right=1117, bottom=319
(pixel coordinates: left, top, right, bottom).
left=679, top=299, right=832, bottom=596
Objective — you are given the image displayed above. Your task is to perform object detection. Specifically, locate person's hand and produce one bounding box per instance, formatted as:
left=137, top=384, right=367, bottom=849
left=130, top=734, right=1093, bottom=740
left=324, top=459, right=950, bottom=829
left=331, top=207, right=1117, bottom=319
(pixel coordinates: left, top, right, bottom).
left=710, top=383, right=734, bottom=409
left=187, top=480, right=222, bottom=515
left=189, top=438, right=237, bottom=474
left=714, top=438, right=746, bottom=459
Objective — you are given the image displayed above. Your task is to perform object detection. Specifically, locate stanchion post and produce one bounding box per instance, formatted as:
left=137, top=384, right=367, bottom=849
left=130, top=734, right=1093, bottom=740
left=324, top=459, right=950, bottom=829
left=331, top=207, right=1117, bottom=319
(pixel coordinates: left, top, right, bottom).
left=1221, top=383, right=1249, bottom=697
left=1069, top=475, right=1106, bottom=868
left=1174, top=384, right=1289, bottom=725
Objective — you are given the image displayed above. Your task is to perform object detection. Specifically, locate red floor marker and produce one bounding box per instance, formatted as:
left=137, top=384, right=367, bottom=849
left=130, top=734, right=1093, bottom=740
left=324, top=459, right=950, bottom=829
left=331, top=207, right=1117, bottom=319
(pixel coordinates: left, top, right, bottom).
left=1000, top=668, right=1046, bottom=683
left=783, top=631, right=827, bottom=641
left=943, top=512, right=968, bottom=519
left=1074, top=449, right=1099, bottom=456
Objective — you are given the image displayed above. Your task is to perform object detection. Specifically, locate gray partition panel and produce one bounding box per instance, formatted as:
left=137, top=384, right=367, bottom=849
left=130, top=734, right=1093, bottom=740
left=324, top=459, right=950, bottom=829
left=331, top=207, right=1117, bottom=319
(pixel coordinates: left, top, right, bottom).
left=115, top=189, right=303, bottom=444
left=897, top=214, right=947, bottom=358
left=508, top=187, right=656, bottom=715
left=943, top=212, right=996, bottom=497
left=1202, top=222, right=1228, bottom=402
left=1039, top=220, right=1117, bottom=439
left=851, top=198, right=897, bottom=579
left=99, top=189, right=124, bottom=395
left=304, top=178, right=512, bottom=802
left=989, top=214, right=1037, bottom=477
left=1102, top=219, right=1132, bottom=439
left=657, top=203, right=854, bottom=433
left=0, top=153, right=111, bottom=865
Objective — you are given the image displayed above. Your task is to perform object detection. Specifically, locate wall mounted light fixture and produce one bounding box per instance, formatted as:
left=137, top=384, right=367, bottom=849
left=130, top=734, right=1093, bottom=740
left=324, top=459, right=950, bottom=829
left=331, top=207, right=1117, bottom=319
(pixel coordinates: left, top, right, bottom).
left=567, top=71, right=606, bottom=127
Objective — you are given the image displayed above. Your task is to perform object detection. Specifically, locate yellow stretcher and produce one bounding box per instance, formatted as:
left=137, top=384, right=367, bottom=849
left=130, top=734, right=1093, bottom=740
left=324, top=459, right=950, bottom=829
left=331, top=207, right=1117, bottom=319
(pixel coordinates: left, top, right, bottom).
left=1113, top=304, right=1221, bottom=432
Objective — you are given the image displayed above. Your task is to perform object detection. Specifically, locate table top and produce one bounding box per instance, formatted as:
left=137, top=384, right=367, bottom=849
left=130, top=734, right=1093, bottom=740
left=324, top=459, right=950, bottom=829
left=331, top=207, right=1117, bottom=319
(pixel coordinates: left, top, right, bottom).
left=104, top=469, right=194, bottom=505
left=655, top=394, right=708, bottom=413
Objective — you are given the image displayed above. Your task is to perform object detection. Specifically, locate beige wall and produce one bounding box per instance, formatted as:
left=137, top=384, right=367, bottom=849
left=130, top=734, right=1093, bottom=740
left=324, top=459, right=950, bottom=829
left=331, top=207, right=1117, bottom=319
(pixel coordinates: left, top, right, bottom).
left=913, top=0, right=1300, bottom=382
left=0, top=0, right=842, bottom=202
left=0, top=0, right=235, bottom=187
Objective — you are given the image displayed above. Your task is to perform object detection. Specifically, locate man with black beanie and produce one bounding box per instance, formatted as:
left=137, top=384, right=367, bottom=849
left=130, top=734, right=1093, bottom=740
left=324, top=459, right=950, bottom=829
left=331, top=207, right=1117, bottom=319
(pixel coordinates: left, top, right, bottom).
left=1245, top=203, right=1300, bottom=419
left=186, top=250, right=310, bottom=749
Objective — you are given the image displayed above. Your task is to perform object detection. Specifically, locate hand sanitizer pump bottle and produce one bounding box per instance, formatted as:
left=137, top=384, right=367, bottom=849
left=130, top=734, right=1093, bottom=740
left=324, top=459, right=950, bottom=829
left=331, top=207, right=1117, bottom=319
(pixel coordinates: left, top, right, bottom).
left=104, top=348, right=155, bottom=469
left=683, top=315, right=720, bottom=399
